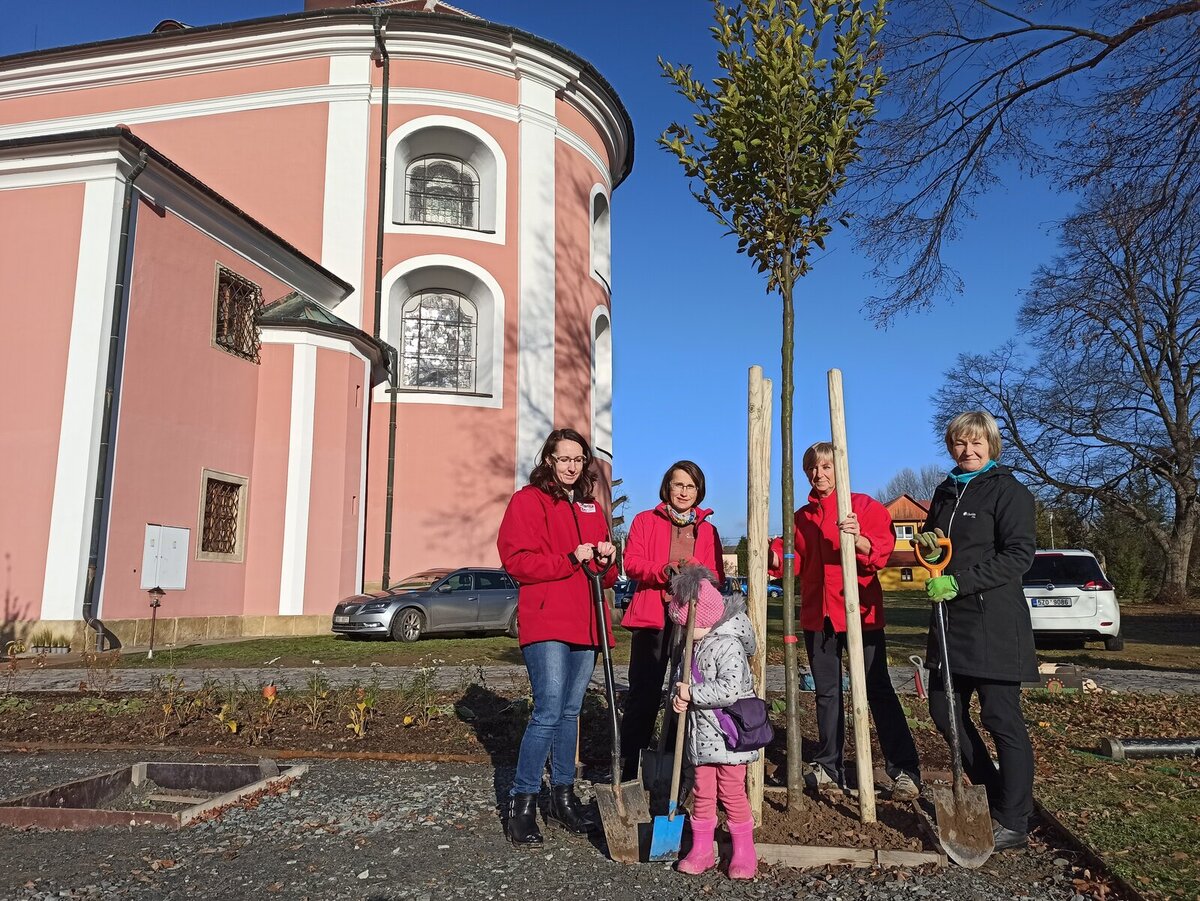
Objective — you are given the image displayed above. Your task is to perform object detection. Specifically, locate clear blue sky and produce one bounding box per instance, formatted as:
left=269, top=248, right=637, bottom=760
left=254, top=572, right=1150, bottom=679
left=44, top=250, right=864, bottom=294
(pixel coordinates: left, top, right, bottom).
left=2, top=1, right=1074, bottom=537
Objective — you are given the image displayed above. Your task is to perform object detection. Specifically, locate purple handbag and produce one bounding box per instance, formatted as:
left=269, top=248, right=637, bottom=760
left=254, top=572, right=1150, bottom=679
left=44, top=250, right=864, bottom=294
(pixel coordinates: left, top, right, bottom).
left=714, top=696, right=775, bottom=753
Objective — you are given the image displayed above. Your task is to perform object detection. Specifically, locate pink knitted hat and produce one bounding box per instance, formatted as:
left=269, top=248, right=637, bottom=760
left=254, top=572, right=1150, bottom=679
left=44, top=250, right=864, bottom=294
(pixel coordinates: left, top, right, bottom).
left=667, top=564, right=725, bottom=629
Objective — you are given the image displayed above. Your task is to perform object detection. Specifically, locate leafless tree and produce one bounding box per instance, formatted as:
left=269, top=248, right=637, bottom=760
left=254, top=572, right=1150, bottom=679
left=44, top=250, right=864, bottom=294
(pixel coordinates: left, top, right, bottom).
left=877, top=464, right=945, bottom=502
left=857, top=1, right=1200, bottom=322
left=934, top=181, right=1200, bottom=602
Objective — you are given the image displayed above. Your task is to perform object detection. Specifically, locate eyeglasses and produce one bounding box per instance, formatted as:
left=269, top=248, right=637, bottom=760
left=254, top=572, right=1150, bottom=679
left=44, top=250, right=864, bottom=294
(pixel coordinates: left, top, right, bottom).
left=551, top=455, right=587, bottom=466
left=670, top=482, right=698, bottom=493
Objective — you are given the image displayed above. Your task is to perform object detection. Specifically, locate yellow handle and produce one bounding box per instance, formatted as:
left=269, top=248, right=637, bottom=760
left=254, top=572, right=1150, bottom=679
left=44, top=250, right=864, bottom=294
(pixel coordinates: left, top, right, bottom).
left=913, top=537, right=953, bottom=578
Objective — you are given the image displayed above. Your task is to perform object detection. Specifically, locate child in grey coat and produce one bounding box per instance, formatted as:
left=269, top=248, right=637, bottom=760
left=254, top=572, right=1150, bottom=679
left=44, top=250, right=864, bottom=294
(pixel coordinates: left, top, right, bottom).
left=669, top=564, right=759, bottom=879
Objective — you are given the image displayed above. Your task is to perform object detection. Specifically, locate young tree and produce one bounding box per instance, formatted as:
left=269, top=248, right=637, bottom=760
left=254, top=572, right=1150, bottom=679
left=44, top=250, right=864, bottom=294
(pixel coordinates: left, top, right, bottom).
left=856, top=2, right=1200, bottom=322
left=660, top=0, right=887, bottom=803
left=934, top=181, right=1200, bottom=603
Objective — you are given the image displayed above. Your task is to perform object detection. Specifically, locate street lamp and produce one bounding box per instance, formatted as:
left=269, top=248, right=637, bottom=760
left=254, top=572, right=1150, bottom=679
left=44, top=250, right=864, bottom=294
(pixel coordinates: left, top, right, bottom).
left=147, top=586, right=165, bottom=660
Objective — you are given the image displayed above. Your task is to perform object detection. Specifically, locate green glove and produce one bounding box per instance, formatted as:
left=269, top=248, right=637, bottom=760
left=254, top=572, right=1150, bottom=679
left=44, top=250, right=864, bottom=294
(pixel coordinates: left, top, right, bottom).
left=926, top=575, right=958, bottom=602
left=913, top=527, right=946, bottom=563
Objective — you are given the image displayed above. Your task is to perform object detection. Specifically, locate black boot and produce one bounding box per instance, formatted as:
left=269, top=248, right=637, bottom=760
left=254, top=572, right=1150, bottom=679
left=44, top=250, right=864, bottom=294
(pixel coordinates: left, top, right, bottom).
left=506, top=793, right=543, bottom=848
left=546, top=784, right=597, bottom=834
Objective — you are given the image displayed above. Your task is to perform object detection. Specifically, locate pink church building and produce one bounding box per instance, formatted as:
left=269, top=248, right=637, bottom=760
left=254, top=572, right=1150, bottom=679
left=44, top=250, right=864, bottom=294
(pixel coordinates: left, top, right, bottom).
left=0, top=0, right=631, bottom=646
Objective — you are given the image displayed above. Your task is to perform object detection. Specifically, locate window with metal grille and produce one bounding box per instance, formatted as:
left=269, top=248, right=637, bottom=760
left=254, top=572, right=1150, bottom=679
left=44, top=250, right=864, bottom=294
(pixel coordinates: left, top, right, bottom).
left=213, top=266, right=263, bottom=362
left=400, top=291, right=477, bottom=391
left=901, top=568, right=913, bottom=582
left=197, top=470, right=248, bottom=562
left=405, top=156, right=479, bottom=228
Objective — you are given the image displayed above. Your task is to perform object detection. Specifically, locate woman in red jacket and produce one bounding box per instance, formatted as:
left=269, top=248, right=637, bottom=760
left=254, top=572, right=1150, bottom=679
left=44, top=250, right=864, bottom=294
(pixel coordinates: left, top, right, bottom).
left=769, top=442, right=920, bottom=799
left=619, top=460, right=724, bottom=780
left=496, top=428, right=617, bottom=849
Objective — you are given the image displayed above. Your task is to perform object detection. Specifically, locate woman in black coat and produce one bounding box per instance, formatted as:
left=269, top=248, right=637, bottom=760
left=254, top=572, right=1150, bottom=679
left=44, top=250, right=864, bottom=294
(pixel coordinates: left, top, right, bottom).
left=915, top=411, right=1037, bottom=851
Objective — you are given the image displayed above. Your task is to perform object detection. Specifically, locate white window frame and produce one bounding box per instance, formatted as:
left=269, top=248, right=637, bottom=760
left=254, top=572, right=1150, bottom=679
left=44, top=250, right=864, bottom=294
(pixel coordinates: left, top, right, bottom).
left=196, top=468, right=249, bottom=563
left=895, top=524, right=915, bottom=540
left=376, top=255, right=505, bottom=408
left=591, top=306, right=613, bottom=461
left=589, top=184, right=611, bottom=290
left=385, top=115, right=507, bottom=245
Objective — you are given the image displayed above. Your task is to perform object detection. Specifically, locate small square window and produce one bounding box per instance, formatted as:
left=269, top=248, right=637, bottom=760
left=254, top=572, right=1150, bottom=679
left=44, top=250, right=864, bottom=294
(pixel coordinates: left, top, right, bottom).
left=895, top=524, right=915, bottom=540
left=901, top=568, right=913, bottom=582
left=197, top=469, right=248, bottom=562
left=213, top=265, right=263, bottom=362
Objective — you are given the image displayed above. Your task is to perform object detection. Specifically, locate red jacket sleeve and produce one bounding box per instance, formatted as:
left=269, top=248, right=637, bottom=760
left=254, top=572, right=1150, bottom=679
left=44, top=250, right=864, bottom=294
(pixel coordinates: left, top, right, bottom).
left=622, top=511, right=667, bottom=587
left=853, top=494, right=896, bottom=575
left=497, top=490, right=574, bottom=585
left=766, top=518, right=805, bottom=579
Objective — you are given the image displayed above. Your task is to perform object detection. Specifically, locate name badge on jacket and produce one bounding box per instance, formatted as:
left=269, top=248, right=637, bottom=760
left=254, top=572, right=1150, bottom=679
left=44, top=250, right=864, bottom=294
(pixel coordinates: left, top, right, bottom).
left=577, top=502, right=596, bottom=513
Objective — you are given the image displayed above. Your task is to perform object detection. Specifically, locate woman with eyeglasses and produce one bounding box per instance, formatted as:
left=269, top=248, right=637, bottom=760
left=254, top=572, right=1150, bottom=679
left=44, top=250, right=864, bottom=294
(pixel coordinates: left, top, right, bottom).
left=619, top=460, right=725, bottom=780
left=496, top=427, right=617, bottom=849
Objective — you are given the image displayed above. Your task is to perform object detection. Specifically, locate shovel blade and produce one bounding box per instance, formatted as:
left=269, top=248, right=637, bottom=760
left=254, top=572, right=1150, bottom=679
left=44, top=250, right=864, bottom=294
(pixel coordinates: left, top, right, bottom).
left=929, top=783, right=995, bottom=869
left=640, top=749, right=673, bottom=810
left=594, top=780, right=650, bottom=864
left=648, top=802, right=685, bottom=861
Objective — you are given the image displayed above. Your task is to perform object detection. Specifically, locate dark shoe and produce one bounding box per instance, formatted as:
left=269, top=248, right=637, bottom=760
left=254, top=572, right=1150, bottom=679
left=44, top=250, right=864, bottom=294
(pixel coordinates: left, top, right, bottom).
left=992, top=820, right=1028, bottom=851
left=546, top=784, right=597, bottom=834
left=506, top=793, right=544, bottom=848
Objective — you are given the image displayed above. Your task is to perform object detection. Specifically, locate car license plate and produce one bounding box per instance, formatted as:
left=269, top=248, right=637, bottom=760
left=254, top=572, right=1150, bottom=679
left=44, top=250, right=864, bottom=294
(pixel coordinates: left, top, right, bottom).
left=1031, top=598, right=1071, bottom=607
left=334, top=615, right=350, bottom=624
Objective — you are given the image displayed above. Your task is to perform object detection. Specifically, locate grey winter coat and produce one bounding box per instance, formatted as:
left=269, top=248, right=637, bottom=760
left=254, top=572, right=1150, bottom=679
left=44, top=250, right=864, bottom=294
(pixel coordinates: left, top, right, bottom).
left=673, top=595, right=760, bottom=766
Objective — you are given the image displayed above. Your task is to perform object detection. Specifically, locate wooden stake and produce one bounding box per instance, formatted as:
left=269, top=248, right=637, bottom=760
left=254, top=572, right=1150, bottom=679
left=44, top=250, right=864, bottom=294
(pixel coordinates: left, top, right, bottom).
left=827, top=368, right=876, bottom=824
left=746, top=366, right=772, bottom=824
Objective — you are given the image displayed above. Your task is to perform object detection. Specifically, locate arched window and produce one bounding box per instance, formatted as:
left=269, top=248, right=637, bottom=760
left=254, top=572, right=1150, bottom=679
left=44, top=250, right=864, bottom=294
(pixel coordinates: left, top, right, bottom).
left=591, top=309, right=613, bottom=458
left=591, top=189, right=611, bottom=288
left=400, top=290, right=478, bottom=391
left=405, top=156, right=479, bottom=229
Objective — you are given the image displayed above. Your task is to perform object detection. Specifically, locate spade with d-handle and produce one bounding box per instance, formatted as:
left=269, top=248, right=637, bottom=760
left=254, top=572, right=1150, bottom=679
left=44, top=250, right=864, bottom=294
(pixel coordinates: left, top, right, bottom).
left=648, top=590, right=696, bottom=861
left=585, top=559, right=651, bottom=864
left=914, top=536, right=995, bottom=868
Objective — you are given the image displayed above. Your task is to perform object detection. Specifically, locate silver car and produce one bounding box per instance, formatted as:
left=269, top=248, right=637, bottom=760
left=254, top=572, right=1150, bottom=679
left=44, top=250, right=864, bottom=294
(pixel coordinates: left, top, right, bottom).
left=331, top=568, right=519, bottom=642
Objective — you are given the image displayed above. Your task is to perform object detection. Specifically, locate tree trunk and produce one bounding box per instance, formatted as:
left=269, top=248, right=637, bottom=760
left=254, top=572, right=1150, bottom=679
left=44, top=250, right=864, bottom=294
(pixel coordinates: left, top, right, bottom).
left=779, top=255, right=802, bottom=806
left=1158, top=517, right=1196, bottom=605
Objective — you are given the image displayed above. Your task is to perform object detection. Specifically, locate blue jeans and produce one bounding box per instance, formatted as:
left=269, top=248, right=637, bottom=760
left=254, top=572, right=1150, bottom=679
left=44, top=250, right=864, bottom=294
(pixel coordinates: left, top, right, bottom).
left=511, top=640, right=596, bottom=795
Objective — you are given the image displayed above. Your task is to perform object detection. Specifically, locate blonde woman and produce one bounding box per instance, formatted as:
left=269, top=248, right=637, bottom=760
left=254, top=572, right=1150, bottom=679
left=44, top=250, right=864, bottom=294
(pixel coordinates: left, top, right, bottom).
left=914, top=411, right=1037, bottom=851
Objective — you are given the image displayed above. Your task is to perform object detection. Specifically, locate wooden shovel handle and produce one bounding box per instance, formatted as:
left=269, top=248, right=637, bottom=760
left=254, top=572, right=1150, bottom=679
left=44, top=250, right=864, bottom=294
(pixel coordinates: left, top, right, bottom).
left=667, top=594, right=697, bottom=818
left=913, top=537, right=953, bottom=578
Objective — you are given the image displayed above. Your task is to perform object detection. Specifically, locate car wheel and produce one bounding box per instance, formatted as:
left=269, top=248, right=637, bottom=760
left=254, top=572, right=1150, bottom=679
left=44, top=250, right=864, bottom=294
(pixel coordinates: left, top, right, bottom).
left=1104, top=631, right=1125, bottom=651
left=506, top=610, right=519, bottom=640
left=391, top=608, right=424, bottom=642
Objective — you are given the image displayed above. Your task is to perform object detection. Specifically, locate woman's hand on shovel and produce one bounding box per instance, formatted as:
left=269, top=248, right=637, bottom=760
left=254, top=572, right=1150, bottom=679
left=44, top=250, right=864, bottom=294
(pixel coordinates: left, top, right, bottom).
left=671, top=682, right=690, bottom=713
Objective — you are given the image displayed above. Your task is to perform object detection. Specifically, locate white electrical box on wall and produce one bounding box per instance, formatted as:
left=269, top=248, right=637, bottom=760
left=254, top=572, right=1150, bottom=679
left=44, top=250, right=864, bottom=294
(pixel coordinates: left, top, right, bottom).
left=140, top=525, right=190, bottom=591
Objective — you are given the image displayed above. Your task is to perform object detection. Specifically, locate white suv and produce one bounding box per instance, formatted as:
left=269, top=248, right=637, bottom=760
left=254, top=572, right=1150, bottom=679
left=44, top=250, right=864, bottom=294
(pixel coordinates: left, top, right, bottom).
left=1022, top=550, right=1123, bottom=650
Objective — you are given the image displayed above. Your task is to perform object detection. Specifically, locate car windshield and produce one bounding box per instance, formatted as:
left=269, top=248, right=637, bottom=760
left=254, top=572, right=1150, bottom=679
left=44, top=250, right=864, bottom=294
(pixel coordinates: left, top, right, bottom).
left=1023, top=555, right=1105, bottom=586
left=393, top=570, right=451, bottom=590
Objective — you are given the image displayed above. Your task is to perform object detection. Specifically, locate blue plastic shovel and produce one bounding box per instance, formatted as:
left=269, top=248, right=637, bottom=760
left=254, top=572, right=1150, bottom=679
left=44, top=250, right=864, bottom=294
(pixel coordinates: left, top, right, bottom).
left=648, top=592, right=697, bottom=861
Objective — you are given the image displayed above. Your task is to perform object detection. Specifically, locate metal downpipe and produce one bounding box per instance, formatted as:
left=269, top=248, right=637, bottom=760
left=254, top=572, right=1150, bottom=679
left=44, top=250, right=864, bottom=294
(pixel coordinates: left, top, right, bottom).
left=372, top=14, right=397, bottom=590
left=81, top=148, right=149, bottom=651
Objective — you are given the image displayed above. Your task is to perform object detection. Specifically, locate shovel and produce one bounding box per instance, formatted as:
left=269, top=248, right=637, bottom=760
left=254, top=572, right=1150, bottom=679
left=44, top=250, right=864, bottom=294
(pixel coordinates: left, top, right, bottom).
left=586, top=560, right=650, bottom=864
left=648, top=593, right=696, bottom=861
left=915, top=536, right=995, bottom=868
left=640, top=637, right=680, bottom=809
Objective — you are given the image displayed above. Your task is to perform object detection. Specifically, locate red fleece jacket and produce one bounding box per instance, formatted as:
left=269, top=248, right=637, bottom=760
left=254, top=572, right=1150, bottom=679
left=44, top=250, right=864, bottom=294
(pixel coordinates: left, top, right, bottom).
left=497, top=484, right=617, bottom=647
left=621, top=504, right=725, bottom=630
left=768, top=490, right=895, bottom=632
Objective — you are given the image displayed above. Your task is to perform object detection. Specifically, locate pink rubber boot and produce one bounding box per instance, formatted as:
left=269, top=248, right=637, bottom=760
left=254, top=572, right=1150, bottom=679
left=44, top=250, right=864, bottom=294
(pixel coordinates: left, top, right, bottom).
left=677, top=817, right=717, bottom=874
left=726, top=819, right=758, bottom=879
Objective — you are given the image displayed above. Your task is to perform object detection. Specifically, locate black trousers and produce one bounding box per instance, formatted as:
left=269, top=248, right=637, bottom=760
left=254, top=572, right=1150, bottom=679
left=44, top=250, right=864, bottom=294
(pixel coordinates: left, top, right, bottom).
left=805, top=621, right=921, bottom=784
left=619, top=623, right=676, bottom=780
left=927, top=671, right=1034, bottom=833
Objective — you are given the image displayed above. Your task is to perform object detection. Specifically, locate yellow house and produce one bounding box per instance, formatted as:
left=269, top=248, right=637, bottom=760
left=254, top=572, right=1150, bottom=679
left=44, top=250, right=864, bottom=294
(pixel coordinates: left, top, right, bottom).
left=879, top=494, right=932, bottom=591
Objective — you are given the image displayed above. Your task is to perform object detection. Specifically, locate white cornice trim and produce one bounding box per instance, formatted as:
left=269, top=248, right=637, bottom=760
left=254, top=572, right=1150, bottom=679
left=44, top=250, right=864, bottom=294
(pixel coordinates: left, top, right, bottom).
left=0, top=19, right=631, bottom=183
left=0, top=84, right=367, bottom=142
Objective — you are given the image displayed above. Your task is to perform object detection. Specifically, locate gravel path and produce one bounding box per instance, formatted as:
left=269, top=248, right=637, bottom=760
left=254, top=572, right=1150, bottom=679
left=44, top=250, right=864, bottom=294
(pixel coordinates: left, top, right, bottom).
left=13, top=663, right=1200, bottom=696
left=0, top=751, right=1098, bottom=901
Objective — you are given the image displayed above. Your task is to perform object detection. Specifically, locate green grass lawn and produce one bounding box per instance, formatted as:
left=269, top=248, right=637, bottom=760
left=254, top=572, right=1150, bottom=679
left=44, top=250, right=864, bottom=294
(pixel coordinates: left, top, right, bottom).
left=112, top=593, right=1198, bottom=671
